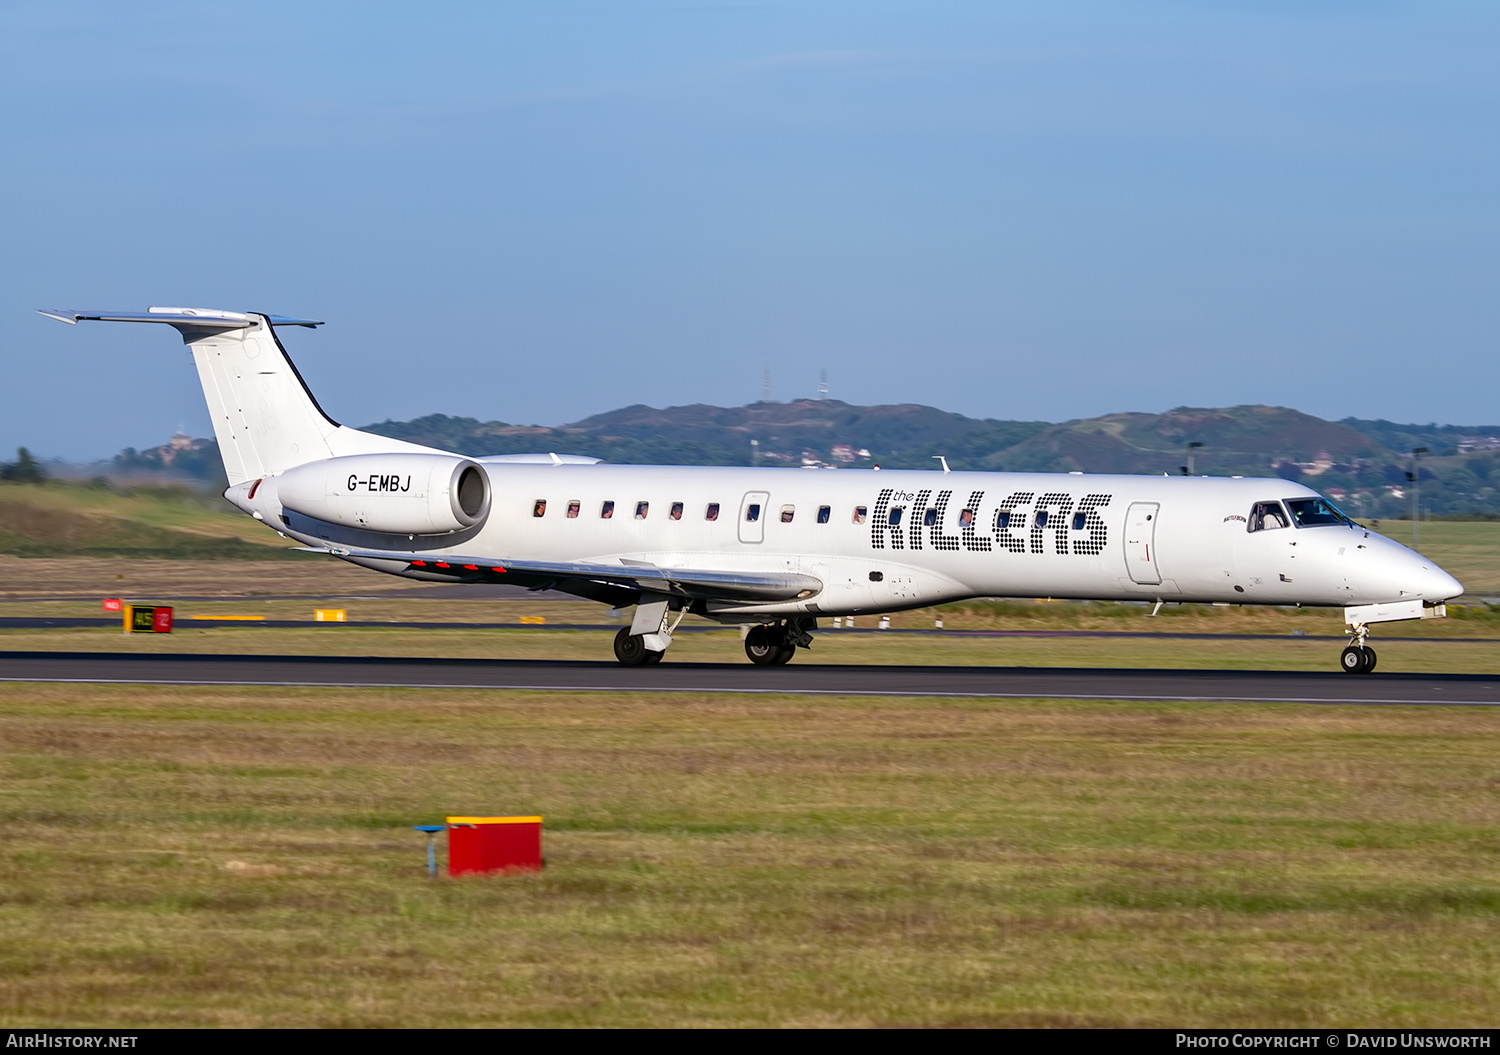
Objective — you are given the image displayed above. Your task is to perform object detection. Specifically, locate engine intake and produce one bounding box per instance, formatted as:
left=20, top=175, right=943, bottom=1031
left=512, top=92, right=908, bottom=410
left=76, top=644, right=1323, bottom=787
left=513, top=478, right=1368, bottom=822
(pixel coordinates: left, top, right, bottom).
left=274, top=454, right=491, bottom=535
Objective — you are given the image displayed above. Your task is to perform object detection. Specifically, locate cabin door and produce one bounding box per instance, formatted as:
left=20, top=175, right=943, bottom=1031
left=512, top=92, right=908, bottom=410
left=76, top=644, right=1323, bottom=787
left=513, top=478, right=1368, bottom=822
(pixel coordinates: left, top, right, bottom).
left=1124, top=502, right=1162, bottom=585
left=738, top=491, right=769, bottom=544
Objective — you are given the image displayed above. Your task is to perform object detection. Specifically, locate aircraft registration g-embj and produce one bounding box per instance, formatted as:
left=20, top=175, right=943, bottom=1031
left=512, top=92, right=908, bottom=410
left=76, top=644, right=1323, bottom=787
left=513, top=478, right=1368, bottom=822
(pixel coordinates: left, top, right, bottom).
left=43, top=307, right=1464, bottom=671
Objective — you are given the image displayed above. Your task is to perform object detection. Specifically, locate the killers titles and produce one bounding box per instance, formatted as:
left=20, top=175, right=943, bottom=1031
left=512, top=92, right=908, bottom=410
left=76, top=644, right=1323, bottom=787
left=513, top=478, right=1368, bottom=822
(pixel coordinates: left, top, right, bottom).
left=872, top=488, right=1112, bottom=555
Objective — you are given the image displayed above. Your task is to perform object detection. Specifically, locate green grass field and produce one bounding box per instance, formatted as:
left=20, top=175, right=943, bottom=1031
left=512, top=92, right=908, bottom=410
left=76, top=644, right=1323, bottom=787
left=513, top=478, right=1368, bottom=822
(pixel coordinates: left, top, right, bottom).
left=1, top=512, right=1497, bottom=1026
left=2, top=683, right=1498, bottom=1027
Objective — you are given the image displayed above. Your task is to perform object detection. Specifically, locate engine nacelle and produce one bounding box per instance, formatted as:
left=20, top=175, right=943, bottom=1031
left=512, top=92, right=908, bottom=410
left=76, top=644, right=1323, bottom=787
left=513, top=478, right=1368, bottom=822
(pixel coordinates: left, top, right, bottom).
left=274, top=454, right=491, bottom=535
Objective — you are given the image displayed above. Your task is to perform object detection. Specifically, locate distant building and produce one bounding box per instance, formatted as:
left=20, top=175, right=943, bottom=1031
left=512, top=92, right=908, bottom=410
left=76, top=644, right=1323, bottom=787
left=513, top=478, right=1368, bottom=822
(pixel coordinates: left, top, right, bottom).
left=158, top=433, right=212, bottom=466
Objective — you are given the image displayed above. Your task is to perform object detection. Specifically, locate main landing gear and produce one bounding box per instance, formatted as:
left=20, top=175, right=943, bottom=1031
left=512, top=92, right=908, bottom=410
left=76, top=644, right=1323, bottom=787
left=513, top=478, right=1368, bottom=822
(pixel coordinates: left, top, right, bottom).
left=1339, top=621, right=1378, bottom=674
left=613, top=613, right=818, bottom=667
left=744, top=619, right=815, bottom=666
left=613, top=626, right=665, bottom=666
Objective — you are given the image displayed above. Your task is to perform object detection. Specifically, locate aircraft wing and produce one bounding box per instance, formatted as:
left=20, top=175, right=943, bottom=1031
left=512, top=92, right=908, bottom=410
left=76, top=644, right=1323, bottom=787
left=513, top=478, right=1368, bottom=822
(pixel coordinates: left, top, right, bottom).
left=297, top=546, right=822, bottom=603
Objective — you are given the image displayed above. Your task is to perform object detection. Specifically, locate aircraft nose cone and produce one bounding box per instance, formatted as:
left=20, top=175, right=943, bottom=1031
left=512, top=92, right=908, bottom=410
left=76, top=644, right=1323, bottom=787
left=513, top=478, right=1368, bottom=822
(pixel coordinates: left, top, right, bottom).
left=1420, top=563, right=1463, bottom=602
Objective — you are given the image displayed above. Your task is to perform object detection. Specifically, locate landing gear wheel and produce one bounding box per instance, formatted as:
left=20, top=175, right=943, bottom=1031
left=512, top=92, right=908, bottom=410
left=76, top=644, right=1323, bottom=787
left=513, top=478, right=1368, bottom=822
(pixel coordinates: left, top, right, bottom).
left=770, top=645, right=795, bottom=665
left=614, top=627, right=662, bottom=667
left=745, top=626, right=785, bottom=666
left=1340, top=645, right=1374, bottom=674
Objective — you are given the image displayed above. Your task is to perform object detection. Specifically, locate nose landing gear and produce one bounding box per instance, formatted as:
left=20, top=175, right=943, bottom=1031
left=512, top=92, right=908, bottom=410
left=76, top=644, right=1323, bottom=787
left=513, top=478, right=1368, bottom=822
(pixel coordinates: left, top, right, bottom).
left=1339, top=621, right=1378, bottom=674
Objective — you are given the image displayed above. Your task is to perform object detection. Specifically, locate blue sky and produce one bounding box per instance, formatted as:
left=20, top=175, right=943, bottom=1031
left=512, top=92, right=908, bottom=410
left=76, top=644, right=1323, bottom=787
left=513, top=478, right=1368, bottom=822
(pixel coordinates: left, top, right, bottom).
left=3, top=1, right=1497, bottom=460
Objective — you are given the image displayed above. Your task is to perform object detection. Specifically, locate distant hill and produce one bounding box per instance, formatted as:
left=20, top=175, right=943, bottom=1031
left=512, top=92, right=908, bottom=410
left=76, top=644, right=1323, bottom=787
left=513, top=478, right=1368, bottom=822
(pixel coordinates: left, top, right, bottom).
left=363, top=401, right=1500, bottom=517
left=989, top=407, right=1391, bottom=475
left=45, top=400, right=1499, bottom=518
left=362, top=401, right=1051, bottom=469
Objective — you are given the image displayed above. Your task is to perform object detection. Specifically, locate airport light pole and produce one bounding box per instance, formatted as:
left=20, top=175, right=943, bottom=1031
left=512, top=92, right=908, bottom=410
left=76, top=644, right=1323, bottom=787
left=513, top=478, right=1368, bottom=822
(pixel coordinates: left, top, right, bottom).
left=1411, top=447, right=1428, bottom=550
left=1180, top=441, right=1203, bottom=476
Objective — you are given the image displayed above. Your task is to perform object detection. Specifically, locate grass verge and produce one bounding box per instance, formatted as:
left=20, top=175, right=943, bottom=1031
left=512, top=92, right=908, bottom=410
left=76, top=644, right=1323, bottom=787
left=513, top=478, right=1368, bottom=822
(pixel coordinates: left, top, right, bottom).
left=1, top=684, right=1498, bottom=1027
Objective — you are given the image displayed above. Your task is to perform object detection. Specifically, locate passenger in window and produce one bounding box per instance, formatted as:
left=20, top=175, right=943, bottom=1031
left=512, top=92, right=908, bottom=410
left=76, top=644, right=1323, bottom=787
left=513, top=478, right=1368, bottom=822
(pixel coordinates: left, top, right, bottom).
left=959, top=508, right=975, bottom=528
left=781, top=505, right=795, bottom=523
left=566, top=500, right=580, bottom=519
left=601, top=501, right=615, bottom=519
left=852, top=506, right=867, bottom=524
left=670, top=502, right=684, bottom=521
left=532, top=499, right=547, bottom=518
left=635, top=501, right=649, bottom=520
left=706, top=502, right=720, bottom=521
left=817, top=506, right=831, bottom=524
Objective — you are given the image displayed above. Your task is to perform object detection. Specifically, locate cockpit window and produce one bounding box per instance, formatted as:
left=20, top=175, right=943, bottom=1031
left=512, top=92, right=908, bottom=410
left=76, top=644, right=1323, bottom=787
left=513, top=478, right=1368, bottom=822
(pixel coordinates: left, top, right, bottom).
left=1285, top=497, right=1354, bottom=528
left=1248, top=501, right=1289, bottom=532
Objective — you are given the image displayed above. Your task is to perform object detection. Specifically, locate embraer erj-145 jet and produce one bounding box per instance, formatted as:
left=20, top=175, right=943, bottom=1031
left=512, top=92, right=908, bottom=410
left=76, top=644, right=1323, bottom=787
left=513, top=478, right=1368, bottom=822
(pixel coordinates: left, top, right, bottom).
left=43, top=307, right=1463, bottom=672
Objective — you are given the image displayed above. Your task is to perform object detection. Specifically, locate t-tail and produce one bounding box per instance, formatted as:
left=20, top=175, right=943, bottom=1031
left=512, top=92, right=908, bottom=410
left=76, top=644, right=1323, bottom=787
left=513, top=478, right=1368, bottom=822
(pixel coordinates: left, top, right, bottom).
left=38, top=307, right=440, bottom=484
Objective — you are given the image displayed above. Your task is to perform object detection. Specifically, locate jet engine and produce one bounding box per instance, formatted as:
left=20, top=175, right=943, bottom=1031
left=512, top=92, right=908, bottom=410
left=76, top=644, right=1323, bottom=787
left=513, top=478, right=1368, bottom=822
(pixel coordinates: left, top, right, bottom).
left=272, top=454, right=491, bottom=535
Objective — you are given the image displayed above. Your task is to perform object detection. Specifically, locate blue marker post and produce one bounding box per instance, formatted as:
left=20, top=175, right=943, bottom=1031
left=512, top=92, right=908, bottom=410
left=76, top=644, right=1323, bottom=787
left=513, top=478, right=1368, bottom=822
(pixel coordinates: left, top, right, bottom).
left=412, top=825, right=445, bottom=877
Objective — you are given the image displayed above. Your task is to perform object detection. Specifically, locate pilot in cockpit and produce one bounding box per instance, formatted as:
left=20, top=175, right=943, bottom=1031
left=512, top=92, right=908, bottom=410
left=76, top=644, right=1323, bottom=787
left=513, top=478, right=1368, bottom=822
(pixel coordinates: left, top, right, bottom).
left=1249, top=501, right=1290, bottom=532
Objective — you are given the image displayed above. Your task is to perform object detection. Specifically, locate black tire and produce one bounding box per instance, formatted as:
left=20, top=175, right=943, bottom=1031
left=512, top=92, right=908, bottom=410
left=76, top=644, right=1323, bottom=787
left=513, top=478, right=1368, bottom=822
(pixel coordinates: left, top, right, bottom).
left=1361, top=646, right=1377, bottom=673
left=770, top=645, right=796, bottom=665
left=1340, top=645, right=1366, bottom=674
left=745, top=626, right=783, bottom=666
left=614, top=627, right=653, bottom=667
left=643, top=647, right=665, bottom=665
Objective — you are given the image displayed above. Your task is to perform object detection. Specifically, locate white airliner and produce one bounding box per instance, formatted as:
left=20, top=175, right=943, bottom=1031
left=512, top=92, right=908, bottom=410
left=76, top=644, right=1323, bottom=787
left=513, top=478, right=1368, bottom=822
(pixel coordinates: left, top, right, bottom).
left=43, top=307, right=1463, bottom=672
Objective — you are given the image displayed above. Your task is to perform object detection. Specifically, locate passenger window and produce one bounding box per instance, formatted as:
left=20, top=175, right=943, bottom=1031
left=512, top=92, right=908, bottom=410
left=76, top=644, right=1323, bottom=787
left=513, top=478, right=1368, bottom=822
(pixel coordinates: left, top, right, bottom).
left=532, top=499, right=547, bottom=518
left=781, top=505, right=795, bottom=523
left=852, top=506, right=867, bottom=524
left=1071, top=511, right=1087, bottom=531
left=1035, top=510, right=1049, bottom=529
left=923, top=508, right=938, bottom=527
left=635, top=501, right=649, bottom=520
left=746, top=503, right=761, bottom=522
left=600, top=500, right=615, bottom=519
left=959, top=508, right=976, bottom=528
left=996, top=511, right=1012, bottom=530
left=817, top=505, right=831, bottom=524
left=670, top=502, right=684, bottom=521
left=566, top=500, right=580, bottom=519
left=889, top=507, right=904, bottom=526
left=1249, top=501, right=1289, bottom=532
left=706, top=502, right=720, bottom=521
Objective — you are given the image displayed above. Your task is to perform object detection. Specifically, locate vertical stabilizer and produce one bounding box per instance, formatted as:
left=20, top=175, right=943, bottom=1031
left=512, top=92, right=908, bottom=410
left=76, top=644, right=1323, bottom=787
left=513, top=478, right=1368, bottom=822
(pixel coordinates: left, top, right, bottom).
left=40, top=308, right=444, bottom=485
left=181, top=313, right=337, bottom=482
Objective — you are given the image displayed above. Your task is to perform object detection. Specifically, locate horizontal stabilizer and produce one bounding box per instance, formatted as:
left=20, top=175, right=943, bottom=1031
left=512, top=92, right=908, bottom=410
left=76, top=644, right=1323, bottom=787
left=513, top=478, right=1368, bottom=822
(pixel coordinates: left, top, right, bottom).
left=38, top=308, right=323, bottom=329
left=297, top=546, right=822, bottom=603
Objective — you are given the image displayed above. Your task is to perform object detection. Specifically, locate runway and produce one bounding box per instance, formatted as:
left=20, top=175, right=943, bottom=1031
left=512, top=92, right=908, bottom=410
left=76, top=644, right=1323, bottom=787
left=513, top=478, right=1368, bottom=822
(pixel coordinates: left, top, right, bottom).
left=2, top=650, right=1498, bottom=705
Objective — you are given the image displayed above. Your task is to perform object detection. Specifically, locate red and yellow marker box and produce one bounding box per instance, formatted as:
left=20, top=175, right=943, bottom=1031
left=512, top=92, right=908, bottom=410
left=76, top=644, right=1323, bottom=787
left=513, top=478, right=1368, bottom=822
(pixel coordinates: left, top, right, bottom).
left=446, top=816, right=543, bottom=876
left=123, top=604, right=173, bottom=633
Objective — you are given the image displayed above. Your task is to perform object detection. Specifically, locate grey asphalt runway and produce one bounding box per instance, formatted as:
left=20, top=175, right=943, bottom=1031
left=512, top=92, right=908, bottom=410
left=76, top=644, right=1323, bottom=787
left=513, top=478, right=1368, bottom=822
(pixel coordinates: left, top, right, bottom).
left=2, top=650, right=1497, bottom=705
